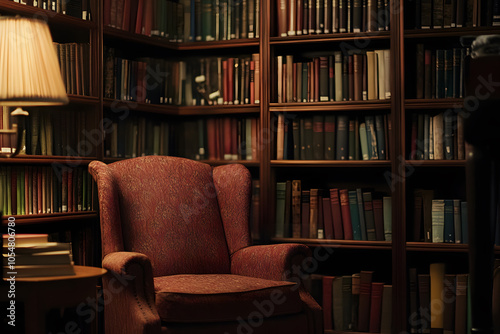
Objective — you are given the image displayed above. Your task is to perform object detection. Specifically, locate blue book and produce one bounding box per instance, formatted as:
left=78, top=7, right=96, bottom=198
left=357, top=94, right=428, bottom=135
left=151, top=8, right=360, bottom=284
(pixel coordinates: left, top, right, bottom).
left=453, top=199, right=462, bottom=244
left=444, top=199, right=454, bottom=242
left=348, top=190, right=362, bottom=240
left=444, top=112, right=454, bottom=160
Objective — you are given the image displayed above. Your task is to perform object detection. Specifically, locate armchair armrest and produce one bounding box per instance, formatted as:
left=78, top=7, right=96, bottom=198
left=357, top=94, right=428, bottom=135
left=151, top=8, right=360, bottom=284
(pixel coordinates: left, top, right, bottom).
left=230, top=243, right=311, bottom=282
left=101, top=252, right=161, bottom=334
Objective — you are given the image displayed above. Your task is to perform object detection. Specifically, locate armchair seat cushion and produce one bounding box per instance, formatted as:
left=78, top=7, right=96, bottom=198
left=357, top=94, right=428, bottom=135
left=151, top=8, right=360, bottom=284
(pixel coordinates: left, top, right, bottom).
left=154, top=274, right=303, bottom=323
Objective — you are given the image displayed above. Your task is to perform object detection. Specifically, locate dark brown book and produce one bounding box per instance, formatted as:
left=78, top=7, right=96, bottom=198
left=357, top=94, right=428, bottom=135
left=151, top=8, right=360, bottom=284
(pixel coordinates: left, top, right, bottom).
left=284, top=180, right=293, bottom=238
left=414, top=195, right=424, bottom=241
left=363, top=191, right=376, bottom=241
left=312, top=114, right=324, bottom=160
left=301, top=190, right=310, bottom=238
left=416, top=44, right=425, bottom=99
left=455, top=274, right=468, bottom=334
left=433, top=0, right=444, bottom=28
left=418, top=274, right=431, bottom=334
left=353, top=53, right=363, bottom=101
left=409, top=268, right=420, bottom=333
left=358, top=270, right=374, bottom=332
left=443, top=274, right=456, bottom=334
left=329, top=188, right=344, bottom=239
left=414, top=189, right=435, bottom=242
left=296, top=0, right=303, bottom=34
left=323, top=275, right=336, bottom=330
left=292, top=180, right=302, bottom=238
left=339, top=189, right=353, bottom=240
left=322, top=197, right=334, bottom=239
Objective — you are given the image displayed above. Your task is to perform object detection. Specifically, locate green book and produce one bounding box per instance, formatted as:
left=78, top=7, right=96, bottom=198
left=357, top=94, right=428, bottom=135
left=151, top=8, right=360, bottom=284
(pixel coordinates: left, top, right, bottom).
left=348, top=190, right=362, bottom=240
left=359, top=123, right=369, bottom=160
left=432, top=199, right=445, bottom=243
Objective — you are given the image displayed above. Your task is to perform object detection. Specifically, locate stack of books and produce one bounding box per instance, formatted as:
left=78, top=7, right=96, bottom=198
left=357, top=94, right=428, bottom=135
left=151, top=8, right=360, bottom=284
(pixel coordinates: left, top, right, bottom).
left=3, top=234, right=75, bottom=278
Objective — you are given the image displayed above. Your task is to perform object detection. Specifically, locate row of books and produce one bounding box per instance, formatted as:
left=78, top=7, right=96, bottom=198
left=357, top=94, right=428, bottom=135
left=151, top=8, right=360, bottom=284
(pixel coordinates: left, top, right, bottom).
left=407, top=264, right=470, bottom=334
left=307, top=271, right=391, bottom=333
left=2, top=234, right=75, bottom=277
left=412, top=189, right=468, bottom=244
left=275, top=181, right=392, bottom=241
left=105, top=114, right=260, bottom=161
left=103, top=0, right=259, bottom=42
left=104, top=48, right=261, bottom=106
left=409, top=111, right=466, bottom=160
left=276, top=0, right=391, bottom=37
left=407, top=0, right=500, bottom=29
left=0, top=165, right=94, bottom=216
left=54, top=42, right=91, bottom=97
left=12, top=0, right=91, bottom=20
left=276, top=113, right=390, bottom=161
left=414, top=45, right=469, bottom=99
left=276, top=50, right=391, bottom=103
left=8, top=108, right=92, bottom=157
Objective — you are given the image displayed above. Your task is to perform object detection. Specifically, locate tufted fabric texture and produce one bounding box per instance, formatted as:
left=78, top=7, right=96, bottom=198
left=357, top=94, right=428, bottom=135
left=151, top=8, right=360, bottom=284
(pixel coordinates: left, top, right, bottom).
left=89, top=156, right=323, bottom=334
left=90, top=156, right=231, bottom=277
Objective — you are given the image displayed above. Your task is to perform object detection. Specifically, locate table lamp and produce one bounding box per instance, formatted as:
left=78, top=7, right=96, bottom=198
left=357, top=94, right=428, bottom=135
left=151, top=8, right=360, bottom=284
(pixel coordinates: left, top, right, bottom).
left=0, top=16, right=68, bottom=158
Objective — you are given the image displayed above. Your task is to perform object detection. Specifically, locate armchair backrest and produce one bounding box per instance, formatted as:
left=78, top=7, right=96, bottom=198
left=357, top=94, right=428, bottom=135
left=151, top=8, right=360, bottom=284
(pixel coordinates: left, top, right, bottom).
left=89, top=156, right=252, bottom=277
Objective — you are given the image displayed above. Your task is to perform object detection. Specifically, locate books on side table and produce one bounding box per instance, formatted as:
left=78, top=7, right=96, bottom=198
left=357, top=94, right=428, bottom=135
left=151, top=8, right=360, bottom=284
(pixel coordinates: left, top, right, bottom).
left=2, top=234, right=75, bottom=278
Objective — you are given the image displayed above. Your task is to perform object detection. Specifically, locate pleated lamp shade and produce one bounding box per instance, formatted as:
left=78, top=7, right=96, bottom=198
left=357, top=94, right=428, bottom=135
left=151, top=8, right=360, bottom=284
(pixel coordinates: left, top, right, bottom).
left=0, top=16, right=68, bottom=106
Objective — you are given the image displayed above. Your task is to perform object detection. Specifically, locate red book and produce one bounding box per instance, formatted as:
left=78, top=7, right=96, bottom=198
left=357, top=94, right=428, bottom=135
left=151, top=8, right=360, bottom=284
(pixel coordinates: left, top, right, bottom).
left=329, top=188, right=344, bottom=239
left=372, top=199, right=385, bottom=241
left=369, top=282, right=384, bottom=333
left=322, top=275, right=335, bottom=330
left=339, top=189, right=353, bottom=240
left=223, top=117, right=232, bottom=160
left=314, top=57, right=320, bottom=102
left=104, top=0, right=112, bottom=26
left=358, top=270, right=374, bottom=332
left=135, top=0, right=145, bottom=34
left=296, top=0, right=303, bottom=35
left=142, top=0, right=153, bottom=36
left=122, top=0, right=131, bottom=31
left=322, top=197, right=334, bottom=239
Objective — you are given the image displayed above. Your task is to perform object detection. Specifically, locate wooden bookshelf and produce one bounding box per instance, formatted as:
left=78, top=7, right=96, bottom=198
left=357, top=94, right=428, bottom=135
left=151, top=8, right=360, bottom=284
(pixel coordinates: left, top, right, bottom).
left=3, top=0, right=500, bottom=332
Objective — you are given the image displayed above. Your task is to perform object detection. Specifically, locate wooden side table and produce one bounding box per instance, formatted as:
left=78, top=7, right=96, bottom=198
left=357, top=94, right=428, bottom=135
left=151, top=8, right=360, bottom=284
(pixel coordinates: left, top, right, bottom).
left=2, top=265, right=106, bottom=334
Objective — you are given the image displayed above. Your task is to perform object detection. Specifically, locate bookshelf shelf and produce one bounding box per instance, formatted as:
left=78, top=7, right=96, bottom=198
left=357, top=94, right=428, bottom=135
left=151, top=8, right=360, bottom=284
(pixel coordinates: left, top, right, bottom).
left=406, top=242, right=469, bottom=252
left=270, top=31, right=391, bottom=45
left=270, top=160, right=391, bottom=167
left=104, top=26, right=259, bottom=51
left=0, top=1, right=96, bottom=29
left=68, top=95, right=100, bottom=105
left=1, top=212, right=98, bottom=225
left=272, top=237, right=392, bottom=250
left=0, top=156, right=98, bottom=165
left=404, top=26, right=500, bottom=38
left=103, top=99, right=260, bottom=116
left=404, top=98, right=463, bottom=109
left=404, top=160, right=466, bottom=167
left=269, top=101, right=392, bottom=112
left=177, top=105, right=261, bottom=116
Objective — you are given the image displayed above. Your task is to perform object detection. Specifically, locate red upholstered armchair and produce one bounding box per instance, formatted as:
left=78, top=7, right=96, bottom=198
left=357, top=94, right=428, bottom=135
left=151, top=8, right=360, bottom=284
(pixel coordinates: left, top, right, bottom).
left=89, top=156, right=322, bottom=334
